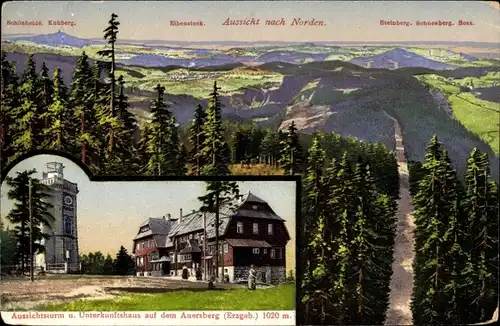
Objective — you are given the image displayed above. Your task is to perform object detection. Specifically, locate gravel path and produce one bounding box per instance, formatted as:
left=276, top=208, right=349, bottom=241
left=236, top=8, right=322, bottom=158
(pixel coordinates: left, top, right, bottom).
left=384, top=116, right=416, bottom=325
left=0, top=275, right=239, bottom=311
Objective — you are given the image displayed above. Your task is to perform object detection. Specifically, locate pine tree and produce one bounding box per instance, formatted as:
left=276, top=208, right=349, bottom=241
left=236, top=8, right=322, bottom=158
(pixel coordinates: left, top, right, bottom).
left=301, top=137, right=329, bottom=324
left=198, top=181, right=241, bottom=281
left=39, top=62, right=53, bottom=130
left=42, top=67, right=72, bottom=151
left=326, top=153, right=355, bottom=324
left=411, top=137, right=458, bottom=324
left=408, top=160, right=427, bottom=196
left=103, top=254, right=114, bottom=275
left=12, top=54, right=42, bottom=158
left=345, top=161, right=396, bottom=325
left=71, top=53, right=99, bottom=169
left=97, top=13, right=119, bottom=117
left=232, top=127, right=252, bottom=164
left=188, top=104, right=207, bottom=175
left=144, top=84, right=182, bottom=175
left=0, top=51, right=19, bottom=169
left=114, top=75, right=139, bottom=173
left=463, top=149, right=499, bottom=322
left=113, top=245, right=135, bottom=275
left=442, top=176, right=470, bottom=323
left=5, top=170, right=54, bottom=273
left=279, top=121, right=303, bottom=175
left=199, top=81, right=231, bottom=175
left=260, top=130, right=280, bottom=166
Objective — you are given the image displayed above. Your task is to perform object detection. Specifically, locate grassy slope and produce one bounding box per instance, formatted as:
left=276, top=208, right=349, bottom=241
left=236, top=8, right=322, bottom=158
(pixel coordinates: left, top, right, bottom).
left=416, top=73, right=499, bottom=154
left=39, top=283, right=295, bottom=311
left=347, top=74, right=499, bottom=178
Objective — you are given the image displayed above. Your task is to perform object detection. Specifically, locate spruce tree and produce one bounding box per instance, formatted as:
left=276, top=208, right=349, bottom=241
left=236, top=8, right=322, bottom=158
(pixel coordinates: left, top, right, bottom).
left=97, top=13, right=119, bottom=117
left=198, top=181, right=241, bottom=281
left=411, top=138, right=458, bottom=324
left=113, top=245, right=135, bottom=275
left=0, top=51, right=19, bottom=169
left=463, top=149, right=499, bottom=322
left=5, top=170, right=53, bottom=273
left=279, top=121, right=303, bottom=175
left=442, top=176, right=470, bottom=323
left=327, top=153, right=355, bottom=324
left=301, top=137, right=329, bottom=324
left=345, top=161, right=396, bottom=325
left=39, top=62, right=53, bottom=130
left=12, top=54, right=42, bottom=158
left=144, top=84, right=182, bottom=175
left=188, top=104, right=206, bottom=175
left=260, top=131, right=280, bottom=166
left=199, top=81, right=231, bottom=175
left=42, top=67, right=72, bottom=151
left=71, top=53, right=99, bottom=169
left=114, top=75, right=139, bottom=173
left=232, top=127, right=252, bottom=164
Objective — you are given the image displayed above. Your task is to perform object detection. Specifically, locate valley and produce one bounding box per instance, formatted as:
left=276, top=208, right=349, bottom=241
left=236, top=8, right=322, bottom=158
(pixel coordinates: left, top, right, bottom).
left=2, top=32, right=499, bottom=178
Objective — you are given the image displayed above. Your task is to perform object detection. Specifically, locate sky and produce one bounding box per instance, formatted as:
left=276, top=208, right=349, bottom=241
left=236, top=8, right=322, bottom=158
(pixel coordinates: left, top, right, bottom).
left=1, top=1, right=499, bottom=43
left=0, top=155, right=297, bottom=272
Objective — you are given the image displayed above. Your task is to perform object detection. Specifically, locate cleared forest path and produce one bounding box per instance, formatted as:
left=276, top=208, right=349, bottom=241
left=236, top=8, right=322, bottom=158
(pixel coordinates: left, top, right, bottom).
left=384, top=115, right=416, bottom=325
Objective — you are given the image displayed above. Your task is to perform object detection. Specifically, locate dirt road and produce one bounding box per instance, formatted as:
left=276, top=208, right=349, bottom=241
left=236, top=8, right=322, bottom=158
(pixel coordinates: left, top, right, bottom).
left=0, top=275, right=238, bottom=311
left=384, top=117, right=416, bottom=326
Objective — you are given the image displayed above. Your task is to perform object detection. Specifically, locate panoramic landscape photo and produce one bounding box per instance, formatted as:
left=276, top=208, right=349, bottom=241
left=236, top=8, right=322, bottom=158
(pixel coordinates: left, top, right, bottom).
left=0, top=1, right=498, bottom=325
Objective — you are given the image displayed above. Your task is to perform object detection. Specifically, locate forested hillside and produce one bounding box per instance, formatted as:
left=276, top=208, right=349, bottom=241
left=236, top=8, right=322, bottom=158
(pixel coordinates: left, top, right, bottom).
left=1, top=12, right=498, bottom=325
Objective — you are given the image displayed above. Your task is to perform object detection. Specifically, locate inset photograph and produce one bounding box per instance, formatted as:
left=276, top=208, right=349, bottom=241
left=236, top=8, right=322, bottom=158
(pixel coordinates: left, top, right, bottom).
left=0, top=155, right=297, bottom=314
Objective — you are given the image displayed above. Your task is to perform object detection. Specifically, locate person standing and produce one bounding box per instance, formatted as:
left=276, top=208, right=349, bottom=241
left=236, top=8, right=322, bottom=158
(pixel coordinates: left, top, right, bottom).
left=248, top=264, right=257, bottom=290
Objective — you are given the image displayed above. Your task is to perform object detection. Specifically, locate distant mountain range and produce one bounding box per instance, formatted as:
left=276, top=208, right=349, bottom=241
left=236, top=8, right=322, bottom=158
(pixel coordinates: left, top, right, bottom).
left=4, top=31, right=94, bottom=48
left=2, top=31, right=499, bottom=48
left=350, top=48, right=458, bottom=70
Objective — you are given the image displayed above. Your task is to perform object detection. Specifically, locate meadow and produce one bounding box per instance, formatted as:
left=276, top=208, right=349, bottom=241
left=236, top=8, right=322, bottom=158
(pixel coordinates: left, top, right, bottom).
left=39, top=283, right=295, bottom=311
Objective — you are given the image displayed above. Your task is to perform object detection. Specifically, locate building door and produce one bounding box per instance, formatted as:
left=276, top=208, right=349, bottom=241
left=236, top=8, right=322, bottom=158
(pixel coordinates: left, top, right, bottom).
left=163, top=262, right=170, bottom=275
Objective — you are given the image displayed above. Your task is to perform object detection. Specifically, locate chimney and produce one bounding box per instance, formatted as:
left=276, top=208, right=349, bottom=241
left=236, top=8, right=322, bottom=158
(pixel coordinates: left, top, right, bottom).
left=192, top=209, right=196, bottom=213
left=179, top=209, right=183, bottom=222
left=166, top=213, right=171, bottom=221
left=163, top=215, right=166, bottom=220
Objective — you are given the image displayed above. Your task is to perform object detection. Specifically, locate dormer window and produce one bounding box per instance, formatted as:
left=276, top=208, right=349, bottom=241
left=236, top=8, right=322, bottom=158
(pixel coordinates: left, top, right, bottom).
left=252, top=205, right=258, bottom=210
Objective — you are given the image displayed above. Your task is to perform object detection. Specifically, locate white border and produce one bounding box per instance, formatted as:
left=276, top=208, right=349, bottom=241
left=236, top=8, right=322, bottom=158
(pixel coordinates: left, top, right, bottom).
left=1, top=311, right=296, bottom=325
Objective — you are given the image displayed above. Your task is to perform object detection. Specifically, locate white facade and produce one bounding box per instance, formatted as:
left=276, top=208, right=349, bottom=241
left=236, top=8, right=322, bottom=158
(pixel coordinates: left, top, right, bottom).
left=36, top=162, right=80, bottom=273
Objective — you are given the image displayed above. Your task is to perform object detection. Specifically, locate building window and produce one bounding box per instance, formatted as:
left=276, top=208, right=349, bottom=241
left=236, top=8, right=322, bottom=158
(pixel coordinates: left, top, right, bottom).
left=276, top=248, right=282, bottom=259
left=237, top=222, right=244, bottom=234
left=270, top=249, right=276, bottom=259
left=263, top=248, right=267, bottom=255
left=268, top=224, right=273, bottom=235
left=224, top=243, right=229, bottom=253
left=252, top=205, right=258, bottom=210
left=253, top=248, right=260, bottom=254
left=253, top=223, right=258, bottom=234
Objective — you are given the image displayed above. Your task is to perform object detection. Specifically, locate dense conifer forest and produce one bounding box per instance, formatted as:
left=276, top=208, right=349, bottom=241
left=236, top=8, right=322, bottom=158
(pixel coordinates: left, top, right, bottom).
left=1, top=13, right=498, bottom=325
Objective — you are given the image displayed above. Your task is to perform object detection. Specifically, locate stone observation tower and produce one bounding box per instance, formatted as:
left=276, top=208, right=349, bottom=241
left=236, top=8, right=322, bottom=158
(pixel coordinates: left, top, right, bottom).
left=36, top=162, right=80, bottom=273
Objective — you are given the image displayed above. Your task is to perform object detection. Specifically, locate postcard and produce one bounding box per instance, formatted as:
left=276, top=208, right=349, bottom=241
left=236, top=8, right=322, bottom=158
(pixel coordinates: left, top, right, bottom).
left=1, top=1, right=499, bottom=325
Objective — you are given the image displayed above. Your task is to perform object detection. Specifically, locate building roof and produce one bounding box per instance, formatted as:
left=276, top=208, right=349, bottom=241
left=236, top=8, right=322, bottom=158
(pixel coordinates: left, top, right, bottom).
left=162, top=191, right=285, bottom=248
left=133, top=217, right=176, bottom=241
left=226, top=239, right=272, bottom=248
